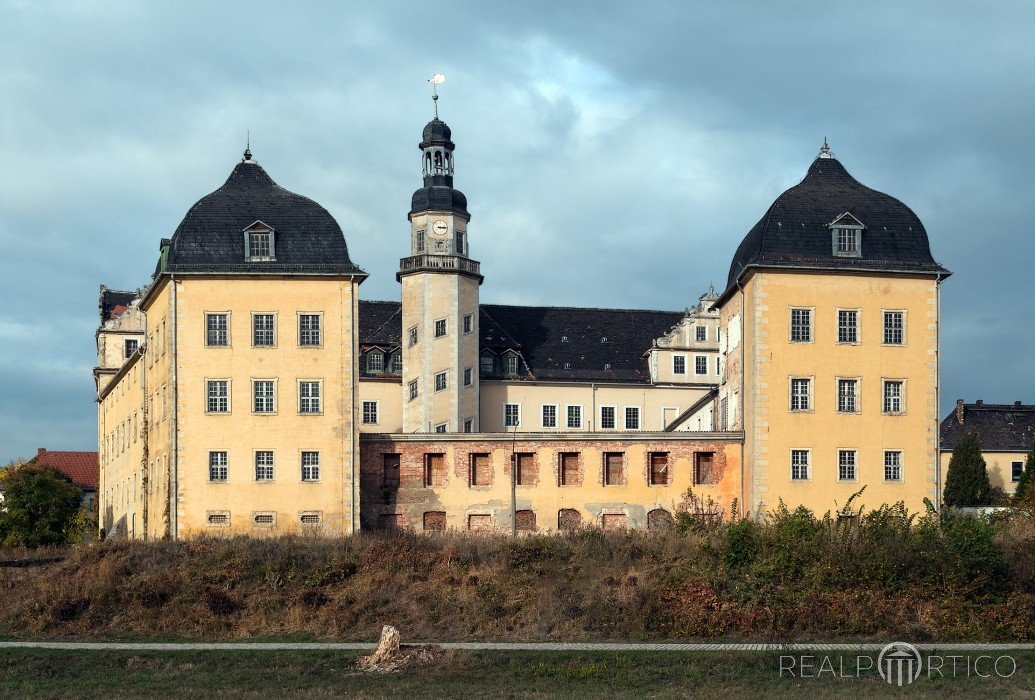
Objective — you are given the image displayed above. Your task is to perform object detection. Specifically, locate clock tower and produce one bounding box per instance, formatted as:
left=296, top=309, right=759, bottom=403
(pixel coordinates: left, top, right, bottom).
left=398, top=116, right=483, bottom=433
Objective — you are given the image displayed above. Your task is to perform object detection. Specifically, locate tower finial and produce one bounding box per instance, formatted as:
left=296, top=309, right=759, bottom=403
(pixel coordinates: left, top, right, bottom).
left=428, top=73, right=445, bottom=119
left=819, top=137, right=832, bottom=159
left=243, top=130, right=252, bottom=162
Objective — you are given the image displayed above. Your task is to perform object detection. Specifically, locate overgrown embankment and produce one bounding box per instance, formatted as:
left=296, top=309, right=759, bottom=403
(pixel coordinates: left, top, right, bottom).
left=2, top=505, right=1034, bottom=641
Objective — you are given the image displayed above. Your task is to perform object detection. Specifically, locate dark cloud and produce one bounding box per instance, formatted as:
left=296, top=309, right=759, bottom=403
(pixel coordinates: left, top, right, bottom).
left=1, top=1, right=1032, bottom=461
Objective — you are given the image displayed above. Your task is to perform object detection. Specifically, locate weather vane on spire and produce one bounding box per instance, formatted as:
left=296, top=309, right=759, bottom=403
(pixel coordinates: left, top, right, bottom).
left=819, top=137, right=832, bottom=159
left=428, top=73, right=445, bottom=119
left=243, top=129, right=252, bottom=162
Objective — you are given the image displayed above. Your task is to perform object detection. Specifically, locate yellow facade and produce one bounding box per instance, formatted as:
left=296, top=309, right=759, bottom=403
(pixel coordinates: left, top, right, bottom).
left=939, top=451, right=1027, bottom=495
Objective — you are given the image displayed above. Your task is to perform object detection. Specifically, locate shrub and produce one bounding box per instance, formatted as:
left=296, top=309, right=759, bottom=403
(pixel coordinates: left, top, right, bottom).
left=1014, top=439, right=1035, bottom=503
left=0, top=461, right=83, bottom=548
left=943, top=431, right=992, bottom=506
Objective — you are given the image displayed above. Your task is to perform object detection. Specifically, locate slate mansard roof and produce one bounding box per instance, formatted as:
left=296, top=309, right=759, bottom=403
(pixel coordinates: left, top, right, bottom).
left=160, top=159, right=365, bottom=276
left=358, top=300, right=686, bottom=384
left=941, top=401, right=1035, bottom=453
left=724, top=153, right=949, bottom=293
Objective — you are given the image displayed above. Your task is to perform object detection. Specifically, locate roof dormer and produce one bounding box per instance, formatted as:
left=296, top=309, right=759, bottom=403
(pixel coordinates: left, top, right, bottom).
left=244, top=220, right=275, bottom=262
left=829, top=212, right=864, bottom=258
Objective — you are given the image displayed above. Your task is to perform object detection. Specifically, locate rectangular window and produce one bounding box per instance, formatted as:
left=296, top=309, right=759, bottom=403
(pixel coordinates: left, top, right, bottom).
left=408, top=379, right=418, bottom=401
left=435, top=371, right=448, bottom=392
left=299, top=380, right=322, bottom=414
left=124, top=338, right=139, bottom=359
left=695, top=356, right=708, bottom=375
left=884, top=451, right=902, bottom=481
left=790, top=308, right=812, bottom=343
left=603, top=452, right=624, bottom=485
left=463, top=367, right=473, bottom=387
left=455, top=230, right=465, bottom=255
left=209, top=451, right=228, bottom=482
left=252, top=380, right=275, bottom=413
left=301, top=451, right=320, bottom=481
left=790, top=378, right=811, bottom=411
left=649, top=452, right=669, bottom=486
left=255, top=451, right=274, bottom=481
left=695, top=452, right=717, bottom=484
left=837, top=379, right=858, bottom=413
left=696, top=326, right=707, bottom=342
left=559, top=452, right=580, bottom=486
left=470, top=453, right=491, bottom=486
left=600, top=406, right=616, bottom=430
left=463, top=418, right=473, bottom=433
left=362, top=400, right=378, bottom=425
left=389, top=353, right=402, bottom=374
left=434, top=423, right=447, bottom=433
left=516, top=453, right=535, bottom=485
left=248, top=230, right=272, bottom=259
left=367, top=352, right=384, bottom=373
left=720, top=397, right=729, bottom=431
left=408, top=325, right=418, bottom=347
left=837, top=310, right=858, bottom=343
left=423, top=511, right=445, bottom=531
left=206, top=313, right=229, bottom=346
left=505, top=355, right=518, bottom=375
left=480, top=355, right=494, bottom=374
left=416, top=229, right=425, bottom=252
left=434, top=319, right=447, bottom=338
left=883, top=311, right=904, bottom=345
left=567, top=405, right=583, bottom=429
left=716, top=356, right=722, bottom=376
left=207, top=380, right=229, bottom=413
left=791, top=450, right=810, bottom=481
left=838, top=450, right=857, bottom=481
left=424, top=453, right=445, bottom=487
left=673, top=356, right=686, bottom=375
left=463, top=314, right=473, bottom=333
left=624, top=406, right=640, bottom=430
left=504, top=403, right=520, bottom=427
left=835, top=227, right=859, bottom=255
left=253, top=313, right=275, bottom=347
left=542, top=404, right=557, bottom=428
left=299, top=314, right=322, bottom=346
left=1012, top=461, right=1024, bottom=482
left=883, top=381, right=904, bottom=413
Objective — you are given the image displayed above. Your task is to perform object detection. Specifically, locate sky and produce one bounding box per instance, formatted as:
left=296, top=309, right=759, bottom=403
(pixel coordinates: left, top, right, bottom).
left=1, top=1, right=1032, bottom=462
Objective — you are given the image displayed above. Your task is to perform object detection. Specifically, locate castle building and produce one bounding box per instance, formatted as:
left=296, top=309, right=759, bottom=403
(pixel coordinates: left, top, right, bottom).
left=95, top=114, right=947, bottom=538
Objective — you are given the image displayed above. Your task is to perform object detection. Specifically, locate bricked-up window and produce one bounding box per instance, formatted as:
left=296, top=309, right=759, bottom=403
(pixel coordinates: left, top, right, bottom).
left=253, top=380, right=275, bottom=413
left=299, top=380, right=322, bottom=413
left=424, top=453, right=446, bottom=487
left=209, top=451, right=228, bottom=482
left=515, top=510, right=536, bottom=531
left=301, top=451, right=320, bottom=481
left=515, top=453, right=536, bottom=485
left=255, top=451, right=274, bottom=481
left=838, top=310, right=859, bottom=343
left=434, top=319, right=447, bottom=338
left=558, top=508, right=582, bottom=531
left=603, top=452, right=624, bottom=485
left=468, top=514, right=491, bottom=531
left=837, top=379, right=858, bottom=413
left=883, top=381, right=904, bottom=413
left=694, top=452, right=717, bottom=484
left=791, top=450, right=810, bottom=480
left=423, top=511, right=445, bottom=531
left=790, top=308, right=812, bottom=342
left=790, top=378, right=811, bottom=412
left=206, top=313, right=229, bottom=346
left=602, top=513, right=628, bottom=530
left=884, top=451, right=903, bottom=482
left=838, top=450, right=857, bottom=481
left=673, top=356, right=686, bottom=375
left=624, top=407, right=640, bottom=430
left=567, top=405, right=583, bottom=429
left=649, top=452, right=669, bottom=485
left=647, top=508, right=674, bottom=531
left=207, top=380, right=229, bottom=413
left=542, top=404, right=557, bottom=428
left=299, top=314, right=322, bottom=346
left=696, top=325, right=707, bottom=342
left=600, top=406, right=616, bottom=430
left=379, top=513, right=404, bottom=530
left=470, top=453, right=491, bottom=486
left=362, top=401, right=378, bottom=425
left=883, top=311, right=905, bottom=345
left=559, top=452, right=581, bottom=486
left=382, top=454, right=400, bottom=488
left=253, top=314, right=275, bottom=347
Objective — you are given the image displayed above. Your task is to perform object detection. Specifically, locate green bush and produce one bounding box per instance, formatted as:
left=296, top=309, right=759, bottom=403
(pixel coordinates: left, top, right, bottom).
left=943, top=431, right=992, bottom=506
left=0, top=462, right=83, bottom=548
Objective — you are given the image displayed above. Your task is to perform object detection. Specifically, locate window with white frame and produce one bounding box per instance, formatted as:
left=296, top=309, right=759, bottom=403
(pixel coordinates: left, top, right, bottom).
left=408, top=379, right=418, bottom=401
left=600, top=406, right=616, bottom=430
left=253, top=380, right=275, bottom=413
left=790, top=378, right=811, bottom=411
left=367, top=351, right=384, bottom=373
left=833, top=227, right=861, bottom=256
left=362, top=401, right=378, bottom=425
left=883, top=311, right=904, bottom=345
left=883, top=381, right=904, bottom=413
left=567, top=405, right=582, bottom=429
left=209, top=451, right=228, bottom=482
left=837, top=379, right=858, bottom=413
left=253, top=314, right=275, bottom=347
left=463, top=314, right=473, bottom=333
left=791, top=450, right=810, bottom=480
left=299, top=314, right=322, bottom=346
left=434, top=423, right=447, bottom=433
left=434, top=319, right=447, bottom=338
left=301, top=451, right=320, bottom=481
left=837, top=310, right=858, bottom=343
left=504, top=354, right=519, bottom=376
left=408, top=326, right=418, bottom=347
left=480, top=354, right=494, bottom=375
left=884, top=451, right=902, bottom=481
left=624, top=407, right=640, bottom=430
left=299, top=381, right=321, bottom=413
left=434, top=371, right=447, bottom=392
left=838, top=450, right=857, bottom=481
left=504, top=403, right=520, bottom=428
left=207, top=380, right=229, bottom=413
left=463, top=367, right=473, bottom=386
left=542, top=404, right=557, bottom=428
left=695, top=356, right=708, bottom=375
left=673, top=356, right=686, bottom=375
left=696, top=326, right=707, bottom=342
left=790, top=308, right=812, bottom=342
left=246, top=228, right=274, bottom=260
left=1012, top=461, right=1024, bottom=482
left=124, top=338, right=139, bottom=359
left=255, top=451, right=274, bottom=481
left=206, top=313, right=229, bottom=346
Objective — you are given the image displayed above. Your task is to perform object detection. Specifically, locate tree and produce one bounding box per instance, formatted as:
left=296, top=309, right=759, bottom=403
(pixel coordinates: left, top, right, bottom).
left=943, top=431, right=992, bottom=507
left=0, top=460, right=83, bottom=548
left=1014, top=438, right=1035, bottom=503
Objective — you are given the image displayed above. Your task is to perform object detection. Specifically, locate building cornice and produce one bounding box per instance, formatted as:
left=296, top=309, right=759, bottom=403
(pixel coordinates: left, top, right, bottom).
left=361, top=430, right=743, bottom=444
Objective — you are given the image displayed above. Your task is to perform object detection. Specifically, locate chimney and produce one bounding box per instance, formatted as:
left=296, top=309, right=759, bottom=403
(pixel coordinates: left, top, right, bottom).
left=955, top=399, right=965, bottom=425
left=976, top=400, right=984, bottom=406
left=1016, top=401, right=1023, bottom=407
left=37, top=448, right=45, bottom=455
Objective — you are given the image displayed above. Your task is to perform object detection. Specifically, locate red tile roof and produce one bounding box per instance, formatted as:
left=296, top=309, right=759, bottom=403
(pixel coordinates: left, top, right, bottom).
left=30, top=449, right=99, bottom=490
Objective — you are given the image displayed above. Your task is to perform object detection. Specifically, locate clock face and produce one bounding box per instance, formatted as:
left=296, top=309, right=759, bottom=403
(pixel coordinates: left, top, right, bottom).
left=432, top=220, right=448, bottom=235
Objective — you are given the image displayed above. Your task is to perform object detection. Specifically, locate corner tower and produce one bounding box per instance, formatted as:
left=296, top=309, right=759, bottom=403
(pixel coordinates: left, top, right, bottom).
left=398, top=116, right=482, bottom=433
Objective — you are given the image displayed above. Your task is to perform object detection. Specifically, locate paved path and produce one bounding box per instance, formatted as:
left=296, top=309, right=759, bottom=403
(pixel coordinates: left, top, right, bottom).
left=1, top=641, right=1034, bottom=652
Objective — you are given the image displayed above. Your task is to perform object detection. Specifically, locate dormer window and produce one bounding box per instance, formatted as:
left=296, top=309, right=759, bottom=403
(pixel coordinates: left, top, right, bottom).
left=367, top=351, right=384, bottom=374
left=829, top=213, right=864, bottom=258
left=244, top=221, right=275, bottom=261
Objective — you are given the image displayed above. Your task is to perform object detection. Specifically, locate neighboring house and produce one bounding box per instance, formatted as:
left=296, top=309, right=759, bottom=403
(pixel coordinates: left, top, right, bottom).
left=940, top=400, right=1035, bottom=494
left=27, top=449, right=99, bottom=507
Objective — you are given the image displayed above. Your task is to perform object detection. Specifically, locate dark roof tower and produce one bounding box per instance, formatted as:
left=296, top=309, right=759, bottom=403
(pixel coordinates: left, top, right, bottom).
left=410, top=117, right=469, bottom=218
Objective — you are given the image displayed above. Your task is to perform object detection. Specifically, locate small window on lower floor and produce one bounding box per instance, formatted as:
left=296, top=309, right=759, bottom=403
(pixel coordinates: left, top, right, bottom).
left=515, top=509, right=536, bottom=532
left=424, top=511, right=446, bottom=531
left=649, top=452, right=669, bottom=486
left=694, top=452, right=717, bottom=484
left=300, top=511, right=323, bottom=526
left=252, top=511, right=275, bottom=527
left=601, top=513, right=628, bottom=530
left=884, top=451, right=902, bottom=482
left=467, top=514, right=492, bottom=531
left=206, top=511, right=230, bottom=527
left=1013, top=461, right=1025, bottom=482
